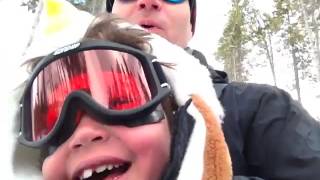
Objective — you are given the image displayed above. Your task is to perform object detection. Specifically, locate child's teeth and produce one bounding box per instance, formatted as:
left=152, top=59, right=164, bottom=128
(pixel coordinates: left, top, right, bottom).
left=96, top=165, right=107, bottom=173
left=107, top=164, right=114, bottom=170
left=82, top=169, right=93, bottom=179
left=80, top=163, right=124, bottom=179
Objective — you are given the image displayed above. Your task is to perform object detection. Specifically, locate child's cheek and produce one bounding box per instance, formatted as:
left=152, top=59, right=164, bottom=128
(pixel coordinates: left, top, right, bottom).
left=42, top=149, right=69, bottom=180
left=126, top=122, right=171, bottom=157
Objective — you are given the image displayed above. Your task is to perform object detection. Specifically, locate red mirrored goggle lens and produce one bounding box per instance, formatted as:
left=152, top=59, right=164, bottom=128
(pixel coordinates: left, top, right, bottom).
left=29, top=50, right=152, bottom=141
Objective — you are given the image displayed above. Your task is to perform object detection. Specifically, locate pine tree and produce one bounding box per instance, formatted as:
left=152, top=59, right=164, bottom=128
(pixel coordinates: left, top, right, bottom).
left=273, top=0, right=315, bottom=102
left=246, top=7, right=282, bottom=86
left=301, top=0, right=320, bottom=80
left=216, top=0, right=251, bottom=82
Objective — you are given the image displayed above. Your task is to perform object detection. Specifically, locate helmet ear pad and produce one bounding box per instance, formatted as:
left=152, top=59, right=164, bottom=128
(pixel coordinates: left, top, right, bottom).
left=161, top=99, right=195, bottom=180
left=189, top=0, right=196, bottom=34
left=106, top=0, right=114, bottom=12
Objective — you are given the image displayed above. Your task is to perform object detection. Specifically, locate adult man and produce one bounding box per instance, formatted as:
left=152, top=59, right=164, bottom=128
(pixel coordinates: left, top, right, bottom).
left=106, top=0, right=320, bottom=179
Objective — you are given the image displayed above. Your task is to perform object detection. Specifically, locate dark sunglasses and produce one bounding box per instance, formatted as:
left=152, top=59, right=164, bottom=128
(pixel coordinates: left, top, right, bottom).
left=118, top=0, right=186, bottom=4
left=18, top=40, right=171, bottom=148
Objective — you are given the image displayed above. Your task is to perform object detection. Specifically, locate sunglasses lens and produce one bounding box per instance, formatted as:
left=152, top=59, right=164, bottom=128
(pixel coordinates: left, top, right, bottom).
left=165, top=0, right=185, bottom=4
left=118, top=0, right=185, bottom=3
left=27, top=50, right=153, bottom=142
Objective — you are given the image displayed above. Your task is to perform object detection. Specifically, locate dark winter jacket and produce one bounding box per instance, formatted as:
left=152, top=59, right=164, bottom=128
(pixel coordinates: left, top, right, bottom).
left=192, top=49, right=320, bottom=180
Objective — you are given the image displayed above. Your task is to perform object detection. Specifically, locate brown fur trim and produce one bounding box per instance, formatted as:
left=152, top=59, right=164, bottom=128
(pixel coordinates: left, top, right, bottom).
left=191, top=94, right=232, bottom=180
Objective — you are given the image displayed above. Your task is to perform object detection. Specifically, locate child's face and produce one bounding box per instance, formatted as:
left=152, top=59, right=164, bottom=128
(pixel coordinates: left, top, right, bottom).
left=42, top=113, right=171, bottom=180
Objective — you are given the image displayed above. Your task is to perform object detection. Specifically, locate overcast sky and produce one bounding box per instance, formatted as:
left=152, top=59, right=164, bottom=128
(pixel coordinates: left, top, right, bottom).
left=190, top=1, right=230, bottom=68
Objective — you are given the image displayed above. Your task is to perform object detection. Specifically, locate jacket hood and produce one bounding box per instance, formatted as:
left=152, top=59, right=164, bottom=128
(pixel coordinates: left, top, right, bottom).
left=148, top=33, right=232, bottom=180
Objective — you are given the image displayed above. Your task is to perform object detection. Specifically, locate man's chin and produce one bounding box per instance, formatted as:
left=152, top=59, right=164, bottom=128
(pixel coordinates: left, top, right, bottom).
left=144, top=28, right=166, bottom=37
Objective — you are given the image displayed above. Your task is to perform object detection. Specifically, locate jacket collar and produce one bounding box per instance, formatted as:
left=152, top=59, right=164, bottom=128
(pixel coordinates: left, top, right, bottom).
left=185, top=47, right=229, bottom=84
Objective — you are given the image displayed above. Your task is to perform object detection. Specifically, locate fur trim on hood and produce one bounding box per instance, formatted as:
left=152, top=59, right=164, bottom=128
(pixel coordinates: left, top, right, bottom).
left=148, top=33, right=231, bottom=180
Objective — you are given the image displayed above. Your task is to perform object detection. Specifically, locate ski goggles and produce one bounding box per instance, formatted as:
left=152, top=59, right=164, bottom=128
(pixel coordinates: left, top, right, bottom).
left=18, top=40, right=171, bottom=148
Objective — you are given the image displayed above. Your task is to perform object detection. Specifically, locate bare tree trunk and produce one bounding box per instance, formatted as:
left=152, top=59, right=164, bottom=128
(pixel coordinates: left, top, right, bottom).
left=313, top=14, right=320, bottom=80
left=316, top=28, right=320, bottom=80
left=232, top=51, right=237, bottom=81
left=234, top=48, right=239, bottom=81
left=291, top=47, right=302, bottom=102
left=224, top=50, right=236, bottom=81
left=264, top=32, right=277, bottom=86
left=22, top=0, right=43, bottom=57
left=298, top=0, right=311, bottom=31
left=286, top=10, right=302, bottom=102
left=237, top=43, right=243, bottom=81
left=300, top=0, right=320, bottom=81
left=256, top=14, right=277, bottom=86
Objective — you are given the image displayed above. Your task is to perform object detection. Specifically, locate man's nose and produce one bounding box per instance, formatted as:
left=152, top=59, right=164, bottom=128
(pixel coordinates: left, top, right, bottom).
left=68, top=115, right=111, bottom=149
left=137, top=0, right=162, bottom=10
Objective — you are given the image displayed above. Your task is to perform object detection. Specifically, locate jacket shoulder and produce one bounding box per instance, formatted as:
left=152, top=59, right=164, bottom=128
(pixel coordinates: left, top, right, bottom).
left=221, top=82, right=320, bottom=179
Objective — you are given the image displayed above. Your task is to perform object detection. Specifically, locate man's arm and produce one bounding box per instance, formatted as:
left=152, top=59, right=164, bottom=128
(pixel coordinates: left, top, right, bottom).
left=225, top=83, right=320, bottom=179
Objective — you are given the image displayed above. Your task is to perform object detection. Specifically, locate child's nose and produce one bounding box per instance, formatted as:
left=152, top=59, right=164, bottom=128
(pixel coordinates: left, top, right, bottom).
left=68, top=115, right=111, bottom=149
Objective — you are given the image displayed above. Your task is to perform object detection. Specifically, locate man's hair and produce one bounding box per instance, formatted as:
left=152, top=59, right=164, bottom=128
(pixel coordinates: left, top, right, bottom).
left=105, top=0, right=197, bottom=34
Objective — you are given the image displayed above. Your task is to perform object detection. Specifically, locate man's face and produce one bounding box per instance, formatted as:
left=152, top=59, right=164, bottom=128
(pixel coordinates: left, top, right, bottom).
left=112, top=0, right=193, bottom=48
left=42, top=114, right=171, bottom=180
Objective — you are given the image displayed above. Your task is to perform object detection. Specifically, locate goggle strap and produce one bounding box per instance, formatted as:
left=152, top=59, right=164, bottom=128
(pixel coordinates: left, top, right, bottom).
left=120, top=108, right=165, bottom=127
left=153, top=61, right=168, bottom=86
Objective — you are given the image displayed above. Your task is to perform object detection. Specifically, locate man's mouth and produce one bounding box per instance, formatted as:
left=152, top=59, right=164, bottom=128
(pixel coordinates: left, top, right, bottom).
left=140, top=24, right=156, bottom=29
left=74, top=162, right=131, bottom=180
left=139, top=20, right=162, bottom=32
